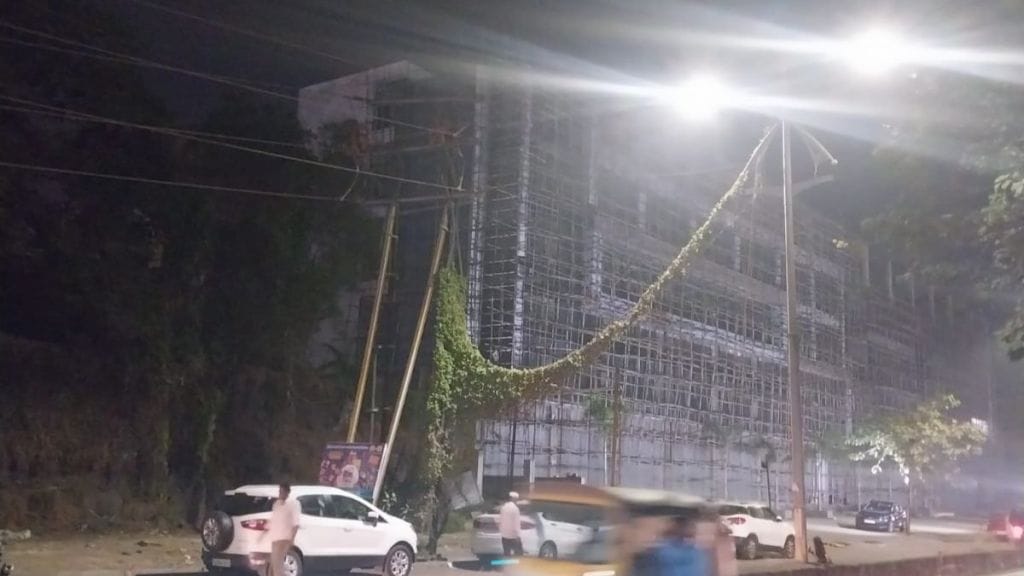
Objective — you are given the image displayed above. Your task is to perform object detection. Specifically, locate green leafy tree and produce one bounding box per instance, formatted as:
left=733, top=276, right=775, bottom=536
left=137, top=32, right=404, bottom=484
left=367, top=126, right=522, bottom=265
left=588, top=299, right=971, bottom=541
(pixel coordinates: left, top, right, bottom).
left=0, top=1, right=375, bottom=528
left=846, top=395, right=987, bottom=532
left=859, top=4, right=1024, bottom=360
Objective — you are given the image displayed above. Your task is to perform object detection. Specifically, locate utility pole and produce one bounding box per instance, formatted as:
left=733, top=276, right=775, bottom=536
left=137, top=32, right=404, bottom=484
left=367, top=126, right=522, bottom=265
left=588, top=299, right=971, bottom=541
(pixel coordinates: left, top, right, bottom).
left=782, top=121, right=808, bottom=562
left=508, top=406, right=518, bottom=489
left=611, top=367, right=623, bottom=486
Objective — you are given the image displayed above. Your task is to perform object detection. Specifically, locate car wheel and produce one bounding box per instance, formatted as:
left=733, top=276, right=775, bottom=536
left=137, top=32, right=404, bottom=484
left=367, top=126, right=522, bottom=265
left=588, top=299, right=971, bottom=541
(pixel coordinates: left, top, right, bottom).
left=740, top=535, right=759, bottom=560
left=200, top=511, right=234, bottom=552
left=539, top=542, right=558, bottom=559
left=385, top=544, right=414, bottom=576
left=783, top=536, right=795, bottom=559
left=283, top=549, right=304, bottom=576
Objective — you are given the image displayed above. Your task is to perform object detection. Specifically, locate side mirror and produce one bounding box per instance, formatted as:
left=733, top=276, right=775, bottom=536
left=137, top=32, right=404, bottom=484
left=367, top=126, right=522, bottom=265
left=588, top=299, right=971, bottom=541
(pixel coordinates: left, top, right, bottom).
left=366, top=511, right=380, bottom=526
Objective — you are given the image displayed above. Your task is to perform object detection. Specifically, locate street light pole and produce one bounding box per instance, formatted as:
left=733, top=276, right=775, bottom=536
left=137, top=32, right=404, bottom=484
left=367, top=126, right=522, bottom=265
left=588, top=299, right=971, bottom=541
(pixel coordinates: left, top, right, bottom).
left=781, top=120, right=808, bottom=562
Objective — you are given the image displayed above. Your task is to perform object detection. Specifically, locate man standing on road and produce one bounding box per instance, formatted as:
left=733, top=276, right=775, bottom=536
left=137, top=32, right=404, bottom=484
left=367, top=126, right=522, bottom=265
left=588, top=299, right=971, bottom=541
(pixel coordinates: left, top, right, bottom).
left=267, top=483, right=301, bottom=576
left=499, top=491, right=523, bottom=557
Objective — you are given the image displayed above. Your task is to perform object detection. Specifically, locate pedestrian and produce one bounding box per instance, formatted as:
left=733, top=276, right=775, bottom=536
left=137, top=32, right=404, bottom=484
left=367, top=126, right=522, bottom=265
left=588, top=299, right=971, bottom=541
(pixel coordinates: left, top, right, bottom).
left=650, top=514, right=710, bottom=576
left=696, top=511, right=736, bottom=576
left=267, top=483, right=301, bottom=576
left=498, top=491, right=524, bottom=557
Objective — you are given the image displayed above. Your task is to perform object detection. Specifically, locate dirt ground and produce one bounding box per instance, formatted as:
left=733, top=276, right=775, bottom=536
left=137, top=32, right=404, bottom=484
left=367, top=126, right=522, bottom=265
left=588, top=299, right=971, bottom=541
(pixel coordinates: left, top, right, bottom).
left=5, top=530, right=200, bottom=576
left=4, top=529, right=473, bottom=576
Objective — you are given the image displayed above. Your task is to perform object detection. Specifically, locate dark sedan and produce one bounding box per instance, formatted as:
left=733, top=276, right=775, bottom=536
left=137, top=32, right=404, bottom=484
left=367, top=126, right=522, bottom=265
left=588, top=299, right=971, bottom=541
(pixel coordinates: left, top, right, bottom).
left=855, top=500, right=907, bottom=532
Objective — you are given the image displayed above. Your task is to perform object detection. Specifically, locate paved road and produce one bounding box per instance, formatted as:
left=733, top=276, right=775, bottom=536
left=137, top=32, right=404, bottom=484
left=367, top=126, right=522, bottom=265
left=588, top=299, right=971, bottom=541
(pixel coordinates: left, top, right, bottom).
left=10, top=516, right=1015, bottom=576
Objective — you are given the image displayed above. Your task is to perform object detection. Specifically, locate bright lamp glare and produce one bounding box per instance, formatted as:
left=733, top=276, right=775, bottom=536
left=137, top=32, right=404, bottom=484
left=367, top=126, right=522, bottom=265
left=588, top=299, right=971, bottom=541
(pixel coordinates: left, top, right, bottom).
left=841, top=28, right=910, bottom=76
left=673, top=74, right=732, bottom=121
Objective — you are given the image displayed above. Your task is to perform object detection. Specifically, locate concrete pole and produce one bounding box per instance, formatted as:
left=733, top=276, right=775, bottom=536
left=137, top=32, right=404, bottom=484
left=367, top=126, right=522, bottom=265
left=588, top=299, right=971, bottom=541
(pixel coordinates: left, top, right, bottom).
left=782, top=121, right=808, bottom=562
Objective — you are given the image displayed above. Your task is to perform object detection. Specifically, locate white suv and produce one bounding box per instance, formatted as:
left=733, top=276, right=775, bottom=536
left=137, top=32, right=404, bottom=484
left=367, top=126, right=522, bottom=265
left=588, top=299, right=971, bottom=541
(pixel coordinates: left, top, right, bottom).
left=201, top=485, right=417, bottom=576
left=716, top=502, right=795, bottom=560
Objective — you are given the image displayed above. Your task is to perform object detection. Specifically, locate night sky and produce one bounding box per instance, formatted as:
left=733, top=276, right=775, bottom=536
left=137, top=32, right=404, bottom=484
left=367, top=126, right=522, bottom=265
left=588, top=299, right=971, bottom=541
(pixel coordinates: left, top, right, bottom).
left=86, top=0, right=1024, bottom=228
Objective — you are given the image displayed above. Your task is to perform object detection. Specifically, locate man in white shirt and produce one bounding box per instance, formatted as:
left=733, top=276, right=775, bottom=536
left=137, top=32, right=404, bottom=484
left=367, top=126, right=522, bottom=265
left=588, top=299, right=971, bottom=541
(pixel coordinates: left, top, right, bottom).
left=267, top=483, right=301, bottom=576
left=498, top=491, right=523, bottom=557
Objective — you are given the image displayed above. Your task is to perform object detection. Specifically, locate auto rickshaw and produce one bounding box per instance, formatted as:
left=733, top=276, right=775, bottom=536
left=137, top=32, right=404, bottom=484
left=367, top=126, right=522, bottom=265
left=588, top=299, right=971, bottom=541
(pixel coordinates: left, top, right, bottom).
left=505, top=483, right=734, bottom=576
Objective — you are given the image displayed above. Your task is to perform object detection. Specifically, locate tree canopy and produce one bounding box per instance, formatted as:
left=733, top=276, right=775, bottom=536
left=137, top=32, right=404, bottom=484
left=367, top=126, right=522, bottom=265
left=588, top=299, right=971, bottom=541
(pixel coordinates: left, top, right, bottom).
left=846, top=395, right=987, bottom=485
left=861, top=50, right=1024, bottom=359
left=0, top=2, right=374, bottom=529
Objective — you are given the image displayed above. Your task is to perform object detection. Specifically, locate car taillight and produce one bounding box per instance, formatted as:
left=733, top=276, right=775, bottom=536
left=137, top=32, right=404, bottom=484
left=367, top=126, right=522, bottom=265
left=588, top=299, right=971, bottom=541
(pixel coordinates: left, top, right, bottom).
left=726, top=517, right=746, bottom=525
left=241, top=519, right=268, bottom=531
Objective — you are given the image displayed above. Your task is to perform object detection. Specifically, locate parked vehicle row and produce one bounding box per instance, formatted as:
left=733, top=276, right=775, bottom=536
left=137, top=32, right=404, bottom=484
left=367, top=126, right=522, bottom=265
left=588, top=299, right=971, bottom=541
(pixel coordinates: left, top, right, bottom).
left=470, top=497, right=797, bottom=562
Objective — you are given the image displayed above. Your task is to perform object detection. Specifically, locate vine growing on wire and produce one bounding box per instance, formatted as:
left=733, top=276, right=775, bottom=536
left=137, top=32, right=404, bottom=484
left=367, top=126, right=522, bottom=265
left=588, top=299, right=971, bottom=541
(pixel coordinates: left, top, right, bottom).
left=415, top=128, right=779, bottom=551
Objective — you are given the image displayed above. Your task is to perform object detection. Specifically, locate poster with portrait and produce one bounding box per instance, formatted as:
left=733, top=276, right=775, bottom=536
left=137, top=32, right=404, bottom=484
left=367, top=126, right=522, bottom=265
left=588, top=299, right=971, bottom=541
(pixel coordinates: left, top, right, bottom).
left=318, top=443, right=384, bottom=501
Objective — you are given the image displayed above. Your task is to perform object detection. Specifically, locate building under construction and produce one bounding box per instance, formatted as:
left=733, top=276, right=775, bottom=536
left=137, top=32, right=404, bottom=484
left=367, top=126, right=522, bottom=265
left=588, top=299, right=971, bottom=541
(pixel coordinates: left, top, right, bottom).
left=299, top=62, right=998, bottom=510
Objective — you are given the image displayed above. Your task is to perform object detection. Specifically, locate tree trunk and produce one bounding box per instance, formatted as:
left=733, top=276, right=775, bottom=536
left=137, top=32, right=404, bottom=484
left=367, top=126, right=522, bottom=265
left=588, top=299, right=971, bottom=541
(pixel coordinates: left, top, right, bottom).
left=722, top=443, right=730, bottom=500
left=905, top=479, right=913, bottom=534
left=709, top=443, right=716, bottom=499
left=426, top=484, right=452, bottom=556
left=602, top=436, right=609, bottom=486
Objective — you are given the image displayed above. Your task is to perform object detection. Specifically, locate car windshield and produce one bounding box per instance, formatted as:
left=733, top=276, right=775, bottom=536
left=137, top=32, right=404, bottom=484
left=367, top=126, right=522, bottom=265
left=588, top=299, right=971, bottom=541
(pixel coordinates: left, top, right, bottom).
left=865, top=501, right=894, bottom=512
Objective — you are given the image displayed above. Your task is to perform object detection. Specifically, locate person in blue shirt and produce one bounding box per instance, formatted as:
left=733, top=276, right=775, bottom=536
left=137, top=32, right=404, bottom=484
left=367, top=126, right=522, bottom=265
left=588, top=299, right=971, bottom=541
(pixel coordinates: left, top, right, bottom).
left=649, top=515, right=711, bottom=576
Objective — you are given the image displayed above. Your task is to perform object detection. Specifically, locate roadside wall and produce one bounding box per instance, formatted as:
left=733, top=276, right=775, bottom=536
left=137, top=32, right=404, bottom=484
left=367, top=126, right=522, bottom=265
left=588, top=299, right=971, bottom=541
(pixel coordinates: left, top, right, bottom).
left=752, top=549, right=1024, bottom=576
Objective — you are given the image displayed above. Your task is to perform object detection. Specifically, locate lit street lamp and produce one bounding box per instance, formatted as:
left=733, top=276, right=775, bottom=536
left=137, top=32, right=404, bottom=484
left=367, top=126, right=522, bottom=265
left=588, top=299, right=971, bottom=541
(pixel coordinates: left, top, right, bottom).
left=672, top=29, right=911, bottom=562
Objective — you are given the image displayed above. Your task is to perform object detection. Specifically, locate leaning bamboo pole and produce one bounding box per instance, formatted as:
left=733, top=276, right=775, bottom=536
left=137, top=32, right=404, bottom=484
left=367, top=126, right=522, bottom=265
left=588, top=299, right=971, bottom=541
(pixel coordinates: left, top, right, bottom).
left=372, top=203, right=450, bottom=504
left=345, top=203, right=397, bottom=442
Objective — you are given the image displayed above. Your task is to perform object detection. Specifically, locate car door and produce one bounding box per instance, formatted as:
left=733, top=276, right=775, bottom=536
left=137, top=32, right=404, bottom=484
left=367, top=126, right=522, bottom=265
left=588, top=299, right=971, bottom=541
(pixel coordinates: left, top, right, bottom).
left=759, top=507, right=786, bottom=548
left=328, top=494, right=390, bottom=560
left=747, top=506, right=778, bottom=548
left=538, top=507, right=597, bottom=555
left=296, top=494, right=340, bottom=558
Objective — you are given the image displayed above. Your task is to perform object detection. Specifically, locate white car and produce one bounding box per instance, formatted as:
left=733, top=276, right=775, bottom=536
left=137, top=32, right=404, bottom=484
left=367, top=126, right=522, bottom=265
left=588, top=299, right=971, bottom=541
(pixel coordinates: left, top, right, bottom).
left=716, top=502, right=795, bottom=560
left=471, top=501, right=598, bottom=561
left=201, top=485, right=417, bottom=576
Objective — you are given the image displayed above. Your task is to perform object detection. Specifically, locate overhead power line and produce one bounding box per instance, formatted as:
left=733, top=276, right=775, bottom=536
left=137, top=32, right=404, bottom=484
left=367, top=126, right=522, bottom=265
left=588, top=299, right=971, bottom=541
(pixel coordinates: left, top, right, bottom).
left=0, top=98, right=306, bottom=149
left=124, top=0, right=362, bottom=68
left=0, top=159, right=345, bottom=201
left=0, top=94, right=464, bottom=193
left=0, top=160, right=477, bottom=205
left=0, top=21, right=454, bottom=137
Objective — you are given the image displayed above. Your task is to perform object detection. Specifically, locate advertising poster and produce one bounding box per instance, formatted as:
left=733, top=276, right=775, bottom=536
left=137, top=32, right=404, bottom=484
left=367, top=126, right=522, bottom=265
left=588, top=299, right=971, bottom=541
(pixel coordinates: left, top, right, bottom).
left=318, top=443, right=384, bottom=501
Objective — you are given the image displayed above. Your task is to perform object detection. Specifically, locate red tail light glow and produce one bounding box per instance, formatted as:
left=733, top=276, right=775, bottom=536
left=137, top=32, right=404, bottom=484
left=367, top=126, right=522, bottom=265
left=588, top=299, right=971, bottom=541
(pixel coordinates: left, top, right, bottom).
left=241, top=519, right=268, bottom=531
left=726, top=517, right=746, bottom=525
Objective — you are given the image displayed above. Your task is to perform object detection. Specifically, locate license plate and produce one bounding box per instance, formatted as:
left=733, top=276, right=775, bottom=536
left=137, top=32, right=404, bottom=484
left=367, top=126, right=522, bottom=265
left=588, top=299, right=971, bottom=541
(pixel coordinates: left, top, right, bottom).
left=212, top=558, right=231, bottom=568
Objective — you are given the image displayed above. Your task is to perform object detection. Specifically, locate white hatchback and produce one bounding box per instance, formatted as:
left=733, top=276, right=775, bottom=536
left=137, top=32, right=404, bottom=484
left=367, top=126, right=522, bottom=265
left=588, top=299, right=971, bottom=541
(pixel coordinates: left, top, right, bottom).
left=470, top=500, right=602, bottom=562
left=716, top=502, right=795, bottom=560
left=201, top=485, right=418, bottom=576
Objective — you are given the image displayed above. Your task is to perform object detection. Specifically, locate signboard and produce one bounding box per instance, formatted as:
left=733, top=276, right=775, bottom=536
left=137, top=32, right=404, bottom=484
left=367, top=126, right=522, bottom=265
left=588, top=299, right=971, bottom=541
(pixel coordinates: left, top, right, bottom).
left=442, top=470, right=484, bottom=511
left=318, top=443, right=384, bottom=501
